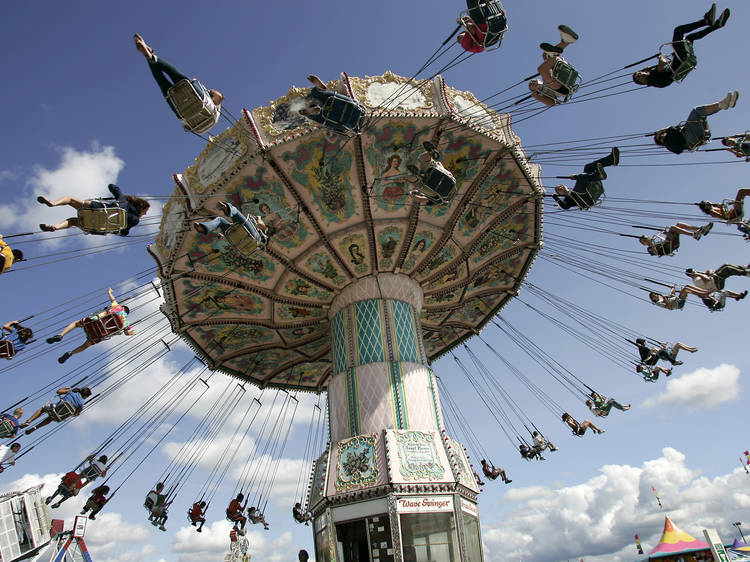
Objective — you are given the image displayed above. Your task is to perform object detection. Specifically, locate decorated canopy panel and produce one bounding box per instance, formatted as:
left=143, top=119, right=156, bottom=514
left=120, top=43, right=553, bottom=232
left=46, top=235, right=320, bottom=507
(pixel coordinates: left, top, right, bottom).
left=150, top=72, right=543, bottom=391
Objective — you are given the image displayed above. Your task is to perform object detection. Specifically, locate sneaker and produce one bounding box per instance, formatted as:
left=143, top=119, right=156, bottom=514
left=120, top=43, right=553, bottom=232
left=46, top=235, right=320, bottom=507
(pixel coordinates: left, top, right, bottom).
left=714, top=8, right=729, bottom=28
left=558, top=25, right=579, bottom=44
left=40, top=224, right=55, bottom=232
left=159, top=525, right=167, bottom=532
left=623, top=404, right=631, bottom=410
left=45, top=497, right=53, bottom=505
left=665, top=368, right=672, bottom=376
left=37, top=196, right=53, bottom=207
left=217, top=201, right=231, bottom=217
left=737, top=290, right=748, bottom=301
left=196, top=528, right=202, bottom=533
left=610, top=147, right=620, bottom=166
left=704, top=3, right=716, bottom=25
left=685, top=268, right=694, bottom=275
left=504, top=479, right=513, bottom=484
left=58, top=352, right=71, bottom=364
left=719, top=91, right=739, bottom=110
left=596, top=428, right=606, bottom=434
left=539, top=42, right=563, bottom=55
left=46, top=335, right=62, bottom=344
left=673, top=360, right=684, bottom=366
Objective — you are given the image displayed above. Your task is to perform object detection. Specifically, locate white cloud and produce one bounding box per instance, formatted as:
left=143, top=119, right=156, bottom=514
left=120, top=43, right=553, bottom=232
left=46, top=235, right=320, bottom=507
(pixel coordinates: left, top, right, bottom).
left=482, top=447, right=750, bottom=562
left=172, top=521, right=297, bottom=562
left=643, top=364, right=740, bottom=410
left=0, top=144, right=125, bottom=237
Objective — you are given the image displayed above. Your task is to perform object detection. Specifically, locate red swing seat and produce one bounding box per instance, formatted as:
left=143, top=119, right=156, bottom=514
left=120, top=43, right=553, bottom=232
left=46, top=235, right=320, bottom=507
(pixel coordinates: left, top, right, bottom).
left=82, top=311, right=126, bottom=344
left=0, top=340, right=15, bottom=359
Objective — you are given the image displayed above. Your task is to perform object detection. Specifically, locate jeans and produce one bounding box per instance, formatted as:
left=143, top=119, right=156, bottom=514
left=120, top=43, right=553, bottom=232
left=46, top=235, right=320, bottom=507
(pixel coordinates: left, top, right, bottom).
left=672, top=19, right=716, bottom=60
left=683, top=105, right=709, bottom=148
left=712, top=264, right=750, bottom=290
left=148, top=56, right=189, bottom=116
left=199, top=203, right=261, bottom=240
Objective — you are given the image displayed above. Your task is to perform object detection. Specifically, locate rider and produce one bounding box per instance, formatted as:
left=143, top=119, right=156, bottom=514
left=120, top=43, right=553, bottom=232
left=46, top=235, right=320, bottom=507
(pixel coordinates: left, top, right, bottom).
left=81, top=485, right=110, bottom=520
left=528, top=25, right=579, bottom=107
left=637, top=363, right=672, bottom=382
left=586, top=391, right=631, bottom=417
left=700, top=289, right=747, bottom=311
left=38, top=184, right=150, bottom=235
left=480, top=459, right=512, bottom=484
left=632, top=5, right=730, bottom=88
left=299, top=74, right=361, bottom=132
left=1, top=321, right=33, bottom=358
left=697, top=188, right=750, bottom=236
left=406, top=141, right=456, bottom=204
left=46, top=470, right=85, bottom=508
left=194, top=201, right=271, bottom=243
left=653, top=91, right=738, bottom=154
left=519, top=442, right=543, bottom=461
left=146, top=482, right=170, bottom=531
left=457, top=0, right=507, bottom=53
left=721, top=135, right=750, bottom=160
left=134, top=34, right=224, bottom=132
left=562, top=413, right=604, bottom=436
left=638, top=222, right=712, bottom=256
left=635, top=338, right=698, bottom=367
left=21, top=387, right=92, bottom=435
left=531, top=430, right=558, bottom=455
left=46, top=288, right=135, bottom=364
left=227, top=493, right=248, bottom=533
left=648, top=285, right=716, bottom=310
left=293, top=502, right=312, bottom=525
left=79, top=455, right=109, bottom=486
left=248, top=506, right=270, bottom=530
left=553, top=148, right=618, bottom=209
left=685, top=264, right=750, bottom=292
left=0, top=408, right=24, bottom=438
left=0, top=443, right=21, bottom=474
left=0, top=235, right=23, bottom=275
left=189, top=500, right=207, bottom=532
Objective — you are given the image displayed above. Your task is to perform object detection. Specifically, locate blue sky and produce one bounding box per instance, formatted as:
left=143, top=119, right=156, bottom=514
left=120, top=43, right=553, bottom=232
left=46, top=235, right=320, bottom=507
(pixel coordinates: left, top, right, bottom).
left=1, top=1, right=749, bottom=561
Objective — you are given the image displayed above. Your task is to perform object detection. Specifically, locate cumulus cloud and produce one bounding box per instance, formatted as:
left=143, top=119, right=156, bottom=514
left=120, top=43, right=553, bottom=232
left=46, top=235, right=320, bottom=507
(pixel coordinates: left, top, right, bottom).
left=643, top=364, right=740, bottom=410
left=0, top=144, right=125, bottom=238
left=482, top=447, right=750, bottom=562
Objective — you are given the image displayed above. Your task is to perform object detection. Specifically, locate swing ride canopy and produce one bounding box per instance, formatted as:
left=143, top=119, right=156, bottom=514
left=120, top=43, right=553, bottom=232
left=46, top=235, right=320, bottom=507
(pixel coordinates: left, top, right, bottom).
left=150, top=71, right=543, bottom=391
left=647, top=516, right=710, bottom=558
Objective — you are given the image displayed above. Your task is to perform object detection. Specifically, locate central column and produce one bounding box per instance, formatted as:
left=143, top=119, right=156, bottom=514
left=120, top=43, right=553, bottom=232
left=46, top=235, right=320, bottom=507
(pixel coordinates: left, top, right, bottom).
left=327, top=273, right=443, bottom=442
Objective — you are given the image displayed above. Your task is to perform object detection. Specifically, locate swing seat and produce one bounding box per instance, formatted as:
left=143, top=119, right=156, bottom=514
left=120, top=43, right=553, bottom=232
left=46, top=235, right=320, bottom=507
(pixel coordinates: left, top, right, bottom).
left=462, top=0, right=508, bottom=50
left=144, top=492, right=158, bottom=511
left=0, top=418, right=17, bottom=438
left=647, top=232, right=677, bottom=258
left=537, top=60, right=581, bottom=104
left=225, top=219, right=267, bottom=255
left=569, top=181, right=605, bottom=210
left=319, top=94, right=367, bottom=134
left=49, top=400, right=78, bottom=422
left=414, top=166, right=457, bottom=205
left=660, top=41, right=697, bottom=83
left=81, top=462, right=105, bottom=480
left=167, top=78, right=221, bottom=134
left=78, top=204, right=127, bottom=234
left=0, top=339, right=15, bottom=360
left=677, top=118, right=711, bottom=152
left=82, top=311, right=126, bottom=344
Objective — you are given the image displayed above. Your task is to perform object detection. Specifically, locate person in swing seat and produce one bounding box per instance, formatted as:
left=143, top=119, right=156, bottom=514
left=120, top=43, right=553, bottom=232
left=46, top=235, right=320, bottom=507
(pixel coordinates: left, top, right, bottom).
left=586, top=391, right=631, bottom=417
left=81, top=485, right=110, bottom=520
left=553, top=148, right=619, bottom=209
left=227, top=493, right=248, bottom=533
left=134, top=34, right=224, bottom=132
left=531, top=430, right=558, bottom=455
left=0, top=235, right=23, bottom=275
left=46, top=288, right=135, bottom=364
left=637, top=363, right=672, bottom=381
left=21, top=387, right=92, bottom=434
left=193, top=201, right=272, bottom=243
left=653, top=91, right=738, bottom=154
left=38, top=184, right=150, bottom=235
left=528, top=25, right=579, bottom=107
left=480, top=459, right=512, bottom=484
left=562, top=413, right=604, bottom=436
left=248, top=506, right=269, bottom=530
left=0, top=408, right=24, bottom=437
left=293, top=502, right=311, bottom=525
left=638, top=222, right=712, bottom=256
left=407, top=141, right=457, bottom=205
left=189, top=500, right=207, bottom=532
left=635, top=338, right=697, bottom=367
left=632, top=4, right=730, bottom=88
left=1, top=321, right=33, bottom=359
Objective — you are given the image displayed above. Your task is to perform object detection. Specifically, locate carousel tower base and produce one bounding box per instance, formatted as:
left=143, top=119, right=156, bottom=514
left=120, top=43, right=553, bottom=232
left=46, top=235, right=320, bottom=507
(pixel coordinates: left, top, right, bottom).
left=308, top=274, right=484, bottom=562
